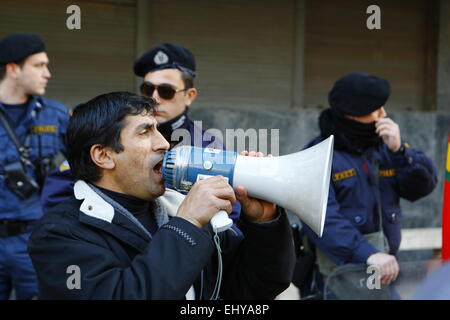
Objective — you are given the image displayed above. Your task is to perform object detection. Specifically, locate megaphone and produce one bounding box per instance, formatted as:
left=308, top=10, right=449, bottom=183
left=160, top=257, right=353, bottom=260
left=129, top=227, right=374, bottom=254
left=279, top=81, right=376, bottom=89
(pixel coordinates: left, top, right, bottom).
left=162, top=135, right=334, bottom=237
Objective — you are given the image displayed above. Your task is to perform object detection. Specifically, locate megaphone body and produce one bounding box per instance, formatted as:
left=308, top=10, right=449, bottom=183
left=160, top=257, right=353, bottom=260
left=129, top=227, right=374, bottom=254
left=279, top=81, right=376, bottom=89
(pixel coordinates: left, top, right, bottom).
left=162, top=135, right=334, bottom=237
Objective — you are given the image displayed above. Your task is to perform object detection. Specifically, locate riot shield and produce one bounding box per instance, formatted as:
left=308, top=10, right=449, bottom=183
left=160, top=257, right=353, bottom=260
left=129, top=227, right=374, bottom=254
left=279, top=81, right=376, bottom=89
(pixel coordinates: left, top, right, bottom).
left=323, top=259, right=442, bottom=300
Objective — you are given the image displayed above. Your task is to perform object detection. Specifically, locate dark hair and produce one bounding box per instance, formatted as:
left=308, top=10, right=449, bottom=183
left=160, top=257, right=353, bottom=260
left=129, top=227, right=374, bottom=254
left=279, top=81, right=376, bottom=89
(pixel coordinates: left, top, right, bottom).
left=180, top=70, right=194, bottom=90
left=0, top=64, right=5, bottom=81
left=67, top=91, right=156, bottom=182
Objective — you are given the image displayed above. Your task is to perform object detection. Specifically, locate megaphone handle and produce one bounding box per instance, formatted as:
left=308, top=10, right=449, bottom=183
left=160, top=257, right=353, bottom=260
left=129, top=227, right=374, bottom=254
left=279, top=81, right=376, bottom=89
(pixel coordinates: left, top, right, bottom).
left=210, top=210, right=233, bottom=233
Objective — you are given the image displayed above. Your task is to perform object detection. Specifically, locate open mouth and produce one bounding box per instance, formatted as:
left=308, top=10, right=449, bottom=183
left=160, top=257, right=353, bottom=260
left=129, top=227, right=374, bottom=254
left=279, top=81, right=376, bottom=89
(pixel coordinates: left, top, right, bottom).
left=153, top=159, right=163, bottom=176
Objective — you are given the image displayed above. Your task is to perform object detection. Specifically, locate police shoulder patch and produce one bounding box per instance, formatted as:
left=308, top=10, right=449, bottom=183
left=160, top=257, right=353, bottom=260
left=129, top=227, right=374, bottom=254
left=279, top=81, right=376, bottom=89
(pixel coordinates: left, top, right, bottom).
left=32, top=125, right=57, bottom=134
left=332, top=168, right=356, bottom=182
left=379, top=169, right=396, bottom=177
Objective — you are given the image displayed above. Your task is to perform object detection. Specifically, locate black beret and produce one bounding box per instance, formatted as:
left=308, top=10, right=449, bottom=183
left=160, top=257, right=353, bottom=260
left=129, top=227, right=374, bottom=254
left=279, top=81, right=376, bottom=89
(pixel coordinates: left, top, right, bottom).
left=328, top=72, right=390, bottom=116
left=0, top=33, right=45, bottom=64
left=134, top=43, right=196, bottom=78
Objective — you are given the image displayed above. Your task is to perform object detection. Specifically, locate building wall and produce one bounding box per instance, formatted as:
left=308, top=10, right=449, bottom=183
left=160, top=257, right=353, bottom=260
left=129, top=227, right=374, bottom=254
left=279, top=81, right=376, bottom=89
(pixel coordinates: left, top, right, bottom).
left=1, top=0, right=439, bottom=112
left=437, top=0, right=450, bottom=113
left=141, top=0, right=297, bottom=111
left=0, top=0, right=137, bottom=108
left=305, top=0, right=438, bottom=111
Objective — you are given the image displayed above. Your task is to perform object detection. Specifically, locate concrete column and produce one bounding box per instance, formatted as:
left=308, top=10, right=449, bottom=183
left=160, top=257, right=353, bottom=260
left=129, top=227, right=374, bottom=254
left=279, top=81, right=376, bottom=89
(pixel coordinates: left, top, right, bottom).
left=436, top=0, right=450, bottom=113
left=290, top=0, right=306, bottom=109
left=134, top=0, right=151, bottom=91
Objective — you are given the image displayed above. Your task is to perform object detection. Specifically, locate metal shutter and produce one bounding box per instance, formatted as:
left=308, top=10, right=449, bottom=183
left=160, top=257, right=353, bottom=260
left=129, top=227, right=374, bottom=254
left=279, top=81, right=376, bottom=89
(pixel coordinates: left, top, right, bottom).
left=0, top=0, right=136, bottom=109
left=305, top=0, right=438, bottom=111
left=142, top=0, right=296, bottom=111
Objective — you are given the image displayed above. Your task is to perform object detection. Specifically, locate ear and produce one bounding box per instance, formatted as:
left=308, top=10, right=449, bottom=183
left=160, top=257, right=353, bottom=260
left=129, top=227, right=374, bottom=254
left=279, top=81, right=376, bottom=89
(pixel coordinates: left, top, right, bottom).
left=184, top=88, right=197, bottom=107
left=90, top=144, right=116, bottom=170
left=5, top=63, right=21, bottom=80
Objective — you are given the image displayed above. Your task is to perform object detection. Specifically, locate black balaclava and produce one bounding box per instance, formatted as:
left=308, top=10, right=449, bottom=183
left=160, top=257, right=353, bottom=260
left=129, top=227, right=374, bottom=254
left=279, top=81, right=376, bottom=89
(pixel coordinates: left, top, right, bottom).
left=319, top=108, right=382, bottom=153
left=320, top=72, right=390, bottom=152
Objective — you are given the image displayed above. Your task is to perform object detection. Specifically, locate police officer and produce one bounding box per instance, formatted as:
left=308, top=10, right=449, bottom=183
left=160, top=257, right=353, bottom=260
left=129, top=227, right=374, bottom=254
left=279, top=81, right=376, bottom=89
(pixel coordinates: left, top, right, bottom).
left=134, top=43, right=221, bottom=149
left=301, top=72, right=438, bottom=295
left=41, top=43, right=236, bottom=213
left=0, top=33, right=69, bottom=299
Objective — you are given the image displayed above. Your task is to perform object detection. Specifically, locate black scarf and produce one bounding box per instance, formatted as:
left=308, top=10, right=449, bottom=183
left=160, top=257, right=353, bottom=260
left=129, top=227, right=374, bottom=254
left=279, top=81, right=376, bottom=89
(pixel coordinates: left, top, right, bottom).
left=319, top=108, right=382, bottom=153
left=95, top=185, right=158, bottom=235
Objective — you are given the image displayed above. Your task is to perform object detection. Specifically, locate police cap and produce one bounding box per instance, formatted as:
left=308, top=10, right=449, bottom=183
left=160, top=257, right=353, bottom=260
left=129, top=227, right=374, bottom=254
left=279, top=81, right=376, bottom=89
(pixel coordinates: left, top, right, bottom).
left=134, top=43, right=196, bottom=78
left=328, top=72, right=391, bottom=116
left=0, top=33, right=45, bottom=64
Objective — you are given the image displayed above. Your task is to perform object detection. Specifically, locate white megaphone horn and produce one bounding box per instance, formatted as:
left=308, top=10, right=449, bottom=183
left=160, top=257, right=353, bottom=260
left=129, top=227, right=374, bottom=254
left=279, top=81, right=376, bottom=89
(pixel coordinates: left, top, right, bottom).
left=162, top=135, right=334, bottom=237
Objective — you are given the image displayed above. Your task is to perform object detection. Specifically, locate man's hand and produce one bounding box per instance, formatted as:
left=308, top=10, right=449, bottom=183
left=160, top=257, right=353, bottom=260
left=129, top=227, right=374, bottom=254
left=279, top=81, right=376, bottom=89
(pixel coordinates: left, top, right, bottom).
left=176, top=175, right=236, bottom=228
left=235, top=151, right=277, bottom=222
left=375, top=117, right=401, bottom=152
left=366, top=252, right=400, bottom=285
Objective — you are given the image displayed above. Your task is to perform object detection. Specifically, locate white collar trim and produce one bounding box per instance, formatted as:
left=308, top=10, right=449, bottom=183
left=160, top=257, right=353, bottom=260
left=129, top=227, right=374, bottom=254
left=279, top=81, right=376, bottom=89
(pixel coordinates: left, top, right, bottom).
left=74, top=181, right=186, bottom=224
left=74, top=180, right=115, bottom=223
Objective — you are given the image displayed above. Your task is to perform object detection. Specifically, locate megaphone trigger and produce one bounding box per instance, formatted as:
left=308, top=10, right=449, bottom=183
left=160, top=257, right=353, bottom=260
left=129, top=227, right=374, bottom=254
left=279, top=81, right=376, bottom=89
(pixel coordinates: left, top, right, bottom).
left=210, top=210, right=234, bottom=233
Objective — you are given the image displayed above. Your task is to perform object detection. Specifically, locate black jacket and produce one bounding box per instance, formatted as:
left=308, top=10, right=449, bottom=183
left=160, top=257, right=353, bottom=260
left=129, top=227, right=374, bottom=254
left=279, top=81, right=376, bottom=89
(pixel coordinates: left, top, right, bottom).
left=28, top=182, right=295, bottom=300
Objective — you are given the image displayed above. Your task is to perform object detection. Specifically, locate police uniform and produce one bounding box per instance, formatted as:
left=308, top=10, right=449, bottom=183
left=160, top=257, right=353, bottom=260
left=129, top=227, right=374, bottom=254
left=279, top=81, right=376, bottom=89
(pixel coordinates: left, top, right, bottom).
left=41, top=43, right=241, bottom=219
left=0, top=34, right=69, bottom=299
left=301, top=73, right=437, bottom=290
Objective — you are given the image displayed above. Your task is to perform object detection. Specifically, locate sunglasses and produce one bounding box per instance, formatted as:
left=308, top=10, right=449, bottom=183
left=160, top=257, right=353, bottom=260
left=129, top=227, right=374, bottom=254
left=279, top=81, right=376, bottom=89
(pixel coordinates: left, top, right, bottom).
left=140, top=82, right=187, bottom=100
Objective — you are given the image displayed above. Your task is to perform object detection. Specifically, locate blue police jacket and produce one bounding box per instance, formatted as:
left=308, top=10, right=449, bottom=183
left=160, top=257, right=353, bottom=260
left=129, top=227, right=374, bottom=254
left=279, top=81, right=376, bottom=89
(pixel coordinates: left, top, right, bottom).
left=41, top=115, right=240, bottom=215
left=302, top=136, right=438, bottom=265
left=0, top=96, right=69, bottom=221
